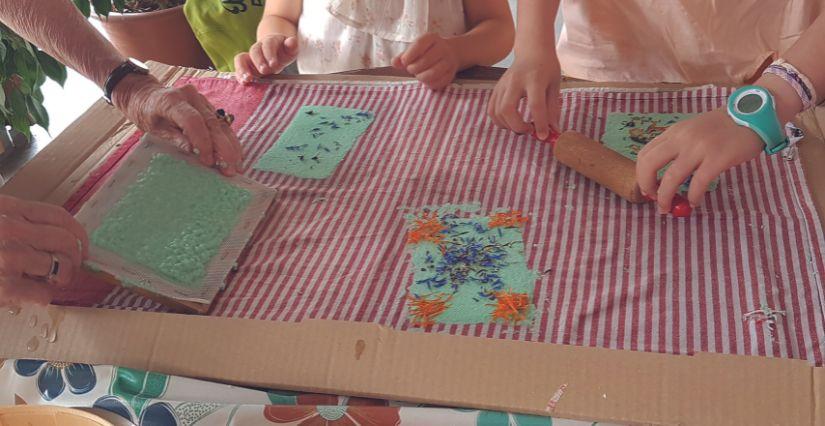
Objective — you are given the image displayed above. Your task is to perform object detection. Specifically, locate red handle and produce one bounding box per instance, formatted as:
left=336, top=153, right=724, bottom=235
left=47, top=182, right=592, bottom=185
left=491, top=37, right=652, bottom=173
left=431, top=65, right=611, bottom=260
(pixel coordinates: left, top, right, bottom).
left=531, top=126, right=560, bottom=147
left=644, top=193, right=693, bottom=217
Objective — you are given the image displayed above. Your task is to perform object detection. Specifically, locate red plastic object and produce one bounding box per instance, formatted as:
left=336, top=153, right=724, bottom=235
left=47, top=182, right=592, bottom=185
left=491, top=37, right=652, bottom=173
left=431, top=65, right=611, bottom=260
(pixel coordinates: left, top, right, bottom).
left=643, top=193, right=693, bottom=217
left=670, top=195, right=693, bottom=217
left=531, top=125, right=559, bottom=147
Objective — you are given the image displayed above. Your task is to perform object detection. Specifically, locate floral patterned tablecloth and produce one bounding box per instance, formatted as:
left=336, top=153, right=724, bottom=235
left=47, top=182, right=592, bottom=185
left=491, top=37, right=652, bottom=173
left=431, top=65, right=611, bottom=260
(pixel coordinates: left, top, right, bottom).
left=0, top=359, right=609, bottom=425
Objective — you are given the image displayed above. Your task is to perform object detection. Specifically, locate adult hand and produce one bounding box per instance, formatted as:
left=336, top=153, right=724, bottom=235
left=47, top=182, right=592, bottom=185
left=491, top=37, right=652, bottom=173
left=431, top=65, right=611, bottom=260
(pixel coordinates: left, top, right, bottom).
left=392, top=33, right=460, bottom=91
left=488, top=52, right=561, bottom=140
left=0, top=195, right=88, bottom=306
left=636, top=109, right=764, bottom=213
left=234, top=35, right=299, bottom=84
left=112, top=73, right=244, bottom=176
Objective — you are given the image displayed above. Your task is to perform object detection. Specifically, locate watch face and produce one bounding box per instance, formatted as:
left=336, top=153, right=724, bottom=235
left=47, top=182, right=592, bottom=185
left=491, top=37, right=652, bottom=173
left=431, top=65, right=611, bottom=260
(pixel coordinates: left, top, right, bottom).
left=736, top=92, right=764, bottom=114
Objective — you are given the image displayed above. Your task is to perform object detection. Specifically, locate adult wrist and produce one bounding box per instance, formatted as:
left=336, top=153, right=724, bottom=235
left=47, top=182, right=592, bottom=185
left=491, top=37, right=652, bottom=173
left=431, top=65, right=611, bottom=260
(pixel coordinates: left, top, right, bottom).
left=110, top=73, right=160, bottom=112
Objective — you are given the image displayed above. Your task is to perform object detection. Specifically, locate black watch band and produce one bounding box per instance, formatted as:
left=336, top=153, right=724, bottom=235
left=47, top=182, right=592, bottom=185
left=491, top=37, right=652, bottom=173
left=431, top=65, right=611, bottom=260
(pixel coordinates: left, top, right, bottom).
left=103, top=60, right=149, bottom=105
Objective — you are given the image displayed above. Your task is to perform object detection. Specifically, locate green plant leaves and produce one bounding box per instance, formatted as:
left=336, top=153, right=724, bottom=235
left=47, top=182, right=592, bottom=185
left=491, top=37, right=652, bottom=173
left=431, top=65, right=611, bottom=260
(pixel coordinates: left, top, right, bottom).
left=73, top=0, right=92, bottom=17
left=0, top=25, right=67, bottom=137
left=35, top=50, right=67, bottom=86
left=92, top=0, right=113, bottom=17
left=6, top=88, right=31, bottom=139
left=113, top=0, right=126, bottom=13
left=26, top=92, right=48, bottom=130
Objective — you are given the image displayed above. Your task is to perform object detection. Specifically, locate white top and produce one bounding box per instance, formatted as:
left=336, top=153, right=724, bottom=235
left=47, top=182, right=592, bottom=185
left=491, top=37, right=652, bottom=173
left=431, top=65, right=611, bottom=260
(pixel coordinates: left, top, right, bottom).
left=297, top=0, right=467, bottom=74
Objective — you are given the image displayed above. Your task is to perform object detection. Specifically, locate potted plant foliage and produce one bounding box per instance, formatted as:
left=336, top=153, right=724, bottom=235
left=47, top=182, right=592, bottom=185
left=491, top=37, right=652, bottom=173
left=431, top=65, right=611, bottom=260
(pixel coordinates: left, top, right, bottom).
left=76, top=0, right=212, bottom=69
left=0, top=24, right=66, bottom=159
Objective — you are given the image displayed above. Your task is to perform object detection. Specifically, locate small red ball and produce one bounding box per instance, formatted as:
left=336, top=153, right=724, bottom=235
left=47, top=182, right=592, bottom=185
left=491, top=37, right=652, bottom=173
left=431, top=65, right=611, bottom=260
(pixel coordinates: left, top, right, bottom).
left=671, top=199, right=692, bottom=217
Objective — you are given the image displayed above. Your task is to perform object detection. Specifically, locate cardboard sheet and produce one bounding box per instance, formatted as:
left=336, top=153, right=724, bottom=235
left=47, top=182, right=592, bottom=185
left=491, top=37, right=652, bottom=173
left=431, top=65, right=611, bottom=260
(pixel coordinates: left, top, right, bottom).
left=0, top=304, right=820, bottom=425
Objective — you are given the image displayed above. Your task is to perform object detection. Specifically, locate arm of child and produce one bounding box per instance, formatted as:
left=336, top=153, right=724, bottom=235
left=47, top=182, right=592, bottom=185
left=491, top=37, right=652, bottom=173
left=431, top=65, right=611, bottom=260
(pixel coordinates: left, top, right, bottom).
left=234, top=0, right=301, bottom=84
left=392, top=0, right=515, bottom=91
left=487, top=0, right=561, bottom=140
left=636, top=14, right=825, bottom=213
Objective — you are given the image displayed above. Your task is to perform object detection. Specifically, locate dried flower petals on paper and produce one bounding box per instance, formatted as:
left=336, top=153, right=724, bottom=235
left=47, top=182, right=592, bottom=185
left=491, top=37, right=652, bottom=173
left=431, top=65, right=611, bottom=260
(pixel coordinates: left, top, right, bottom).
left=254, top=105, right=375, bottom=179
left=404, top=206, right=539, bottom=326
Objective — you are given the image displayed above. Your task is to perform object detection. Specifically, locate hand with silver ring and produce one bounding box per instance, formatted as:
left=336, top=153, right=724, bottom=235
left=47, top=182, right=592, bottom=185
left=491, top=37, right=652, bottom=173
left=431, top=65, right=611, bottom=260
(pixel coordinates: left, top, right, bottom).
left=0, top=195, right=88, bottom=306
left=110, top=74, right=244, bottom=177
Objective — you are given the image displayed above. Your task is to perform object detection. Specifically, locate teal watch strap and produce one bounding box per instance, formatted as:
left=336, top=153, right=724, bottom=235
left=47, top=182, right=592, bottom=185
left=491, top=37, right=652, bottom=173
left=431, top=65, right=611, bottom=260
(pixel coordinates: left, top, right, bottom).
left=726, top=85, right=788, bottom=155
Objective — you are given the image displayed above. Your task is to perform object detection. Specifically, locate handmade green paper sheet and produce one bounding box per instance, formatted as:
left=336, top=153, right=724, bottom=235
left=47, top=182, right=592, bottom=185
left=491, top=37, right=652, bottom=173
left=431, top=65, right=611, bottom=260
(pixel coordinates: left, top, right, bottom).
left=254, top=105, right=374, bottom=179
left=91, top=153, right=251, bottom=288
left=75, top=136, right=278, bottom=305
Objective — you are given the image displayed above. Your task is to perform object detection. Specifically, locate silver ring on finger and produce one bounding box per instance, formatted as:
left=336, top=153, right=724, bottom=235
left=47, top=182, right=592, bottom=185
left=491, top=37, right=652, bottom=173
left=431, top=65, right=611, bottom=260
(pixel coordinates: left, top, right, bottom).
left=215, top=109, right=235, bottom=126
left=45, top=253, right=60, bottom=283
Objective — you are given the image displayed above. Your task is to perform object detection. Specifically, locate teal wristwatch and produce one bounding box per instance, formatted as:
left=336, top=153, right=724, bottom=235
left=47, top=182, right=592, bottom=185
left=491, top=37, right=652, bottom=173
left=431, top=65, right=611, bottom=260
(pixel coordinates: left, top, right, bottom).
left=726, top=85, right=788, bottom=154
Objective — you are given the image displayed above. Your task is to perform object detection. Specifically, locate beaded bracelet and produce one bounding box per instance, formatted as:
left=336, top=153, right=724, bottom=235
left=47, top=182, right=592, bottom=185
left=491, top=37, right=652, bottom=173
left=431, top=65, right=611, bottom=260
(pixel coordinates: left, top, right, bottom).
left=763, top=59, right=819, bottom=110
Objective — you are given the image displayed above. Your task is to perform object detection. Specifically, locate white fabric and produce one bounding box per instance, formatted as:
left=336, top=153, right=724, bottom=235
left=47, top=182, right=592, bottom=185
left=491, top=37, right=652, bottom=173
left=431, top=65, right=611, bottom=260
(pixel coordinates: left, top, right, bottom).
left=297, top=0, right=466, bottom=74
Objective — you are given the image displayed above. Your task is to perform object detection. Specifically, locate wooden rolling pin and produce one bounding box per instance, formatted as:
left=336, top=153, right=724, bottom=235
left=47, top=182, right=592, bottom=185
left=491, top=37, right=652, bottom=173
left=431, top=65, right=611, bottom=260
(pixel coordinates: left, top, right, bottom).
left=542, top=130, right=693, bottom=216
left=551, top=131, right=647, bottom=203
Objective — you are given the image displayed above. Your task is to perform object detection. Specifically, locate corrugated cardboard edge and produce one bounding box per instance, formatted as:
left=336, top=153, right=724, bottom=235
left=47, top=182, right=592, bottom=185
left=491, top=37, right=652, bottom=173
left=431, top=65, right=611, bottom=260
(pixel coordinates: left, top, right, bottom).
left=0, top=305, right=817, bottom=426
left=1, top=63, right=824, bottom=425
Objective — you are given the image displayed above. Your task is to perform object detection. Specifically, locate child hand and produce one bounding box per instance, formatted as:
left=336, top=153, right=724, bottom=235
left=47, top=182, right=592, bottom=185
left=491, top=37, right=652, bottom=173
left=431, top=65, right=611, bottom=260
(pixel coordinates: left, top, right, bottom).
left=234, top=35, right=299, bottom=84
left=636, top=109, right=764, bottom=213
left=488, top=53, right=561, bottom=140
left=392, top=33, right=460, bottom=91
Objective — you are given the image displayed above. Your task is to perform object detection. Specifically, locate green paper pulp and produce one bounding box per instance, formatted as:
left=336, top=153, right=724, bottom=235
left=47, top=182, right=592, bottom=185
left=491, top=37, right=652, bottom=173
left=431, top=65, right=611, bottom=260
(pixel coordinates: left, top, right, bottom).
left=254, top=105, right=375, bottom=179
left=601, top=113, right=719, bottom=193
left=91, top=154, right=251, bottom=288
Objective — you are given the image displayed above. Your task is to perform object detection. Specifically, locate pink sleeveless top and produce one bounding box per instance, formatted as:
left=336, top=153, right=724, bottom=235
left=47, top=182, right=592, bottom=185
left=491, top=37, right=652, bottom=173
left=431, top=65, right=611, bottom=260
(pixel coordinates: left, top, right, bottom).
left=556, top=0, right=824, bottom=84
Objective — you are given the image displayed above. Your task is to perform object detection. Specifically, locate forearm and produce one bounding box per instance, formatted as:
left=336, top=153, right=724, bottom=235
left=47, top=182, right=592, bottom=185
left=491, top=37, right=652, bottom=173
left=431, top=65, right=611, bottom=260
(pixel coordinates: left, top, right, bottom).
left=257, top=15, right=298, bottom=40
left=756, top=13, right=825, bottom=123
left=446, top=17, right=515, bottom=69
left=0, top=0, right=124, bottom=88
left=514, top=0, right=560, bottom=59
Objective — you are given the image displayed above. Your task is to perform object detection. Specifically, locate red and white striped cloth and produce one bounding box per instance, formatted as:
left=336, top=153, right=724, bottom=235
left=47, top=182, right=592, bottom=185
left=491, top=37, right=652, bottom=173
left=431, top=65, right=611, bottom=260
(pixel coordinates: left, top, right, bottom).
left=74, top=78, right=825, bottom=365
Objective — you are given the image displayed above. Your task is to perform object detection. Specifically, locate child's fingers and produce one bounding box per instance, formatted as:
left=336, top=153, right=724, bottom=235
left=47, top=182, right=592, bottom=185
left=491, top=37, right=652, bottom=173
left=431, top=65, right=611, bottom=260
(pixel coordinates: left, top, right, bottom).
left=260, top=36, right=284, bottom=69
left=686, top=161, right=721, bottom=208
left=655, top=155, right=701, bottom=214
left=249, top=43, right=271, bottom=75
left=422, top=72, right=453, bottom=91
left=276, top=37, right=300, bottom=70
left=391, top=55, right=404, bottom=70
left=283, top=36, right=299, bottom=55
left=415, top=62, right=450, bottom=84
left=527, top=86, right=550, bottom=140
left=635, top=140, right=676, bottom=200
left=406, top=50, right=442, bottom=75
left=488, top=89, right=507, bottom=129
left=546, top=87, right=561, bottom=134
left=499, top=88, right=531, bottom=134
left=400, top=34, right=438, bottom=67
left=233, top=53, right=259, bottom=84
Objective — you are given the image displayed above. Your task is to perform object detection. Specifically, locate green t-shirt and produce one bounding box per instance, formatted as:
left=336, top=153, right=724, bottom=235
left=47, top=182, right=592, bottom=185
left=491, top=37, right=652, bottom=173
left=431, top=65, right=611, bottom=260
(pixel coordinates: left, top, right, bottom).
left=183, top=0, right=264, bottom=72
